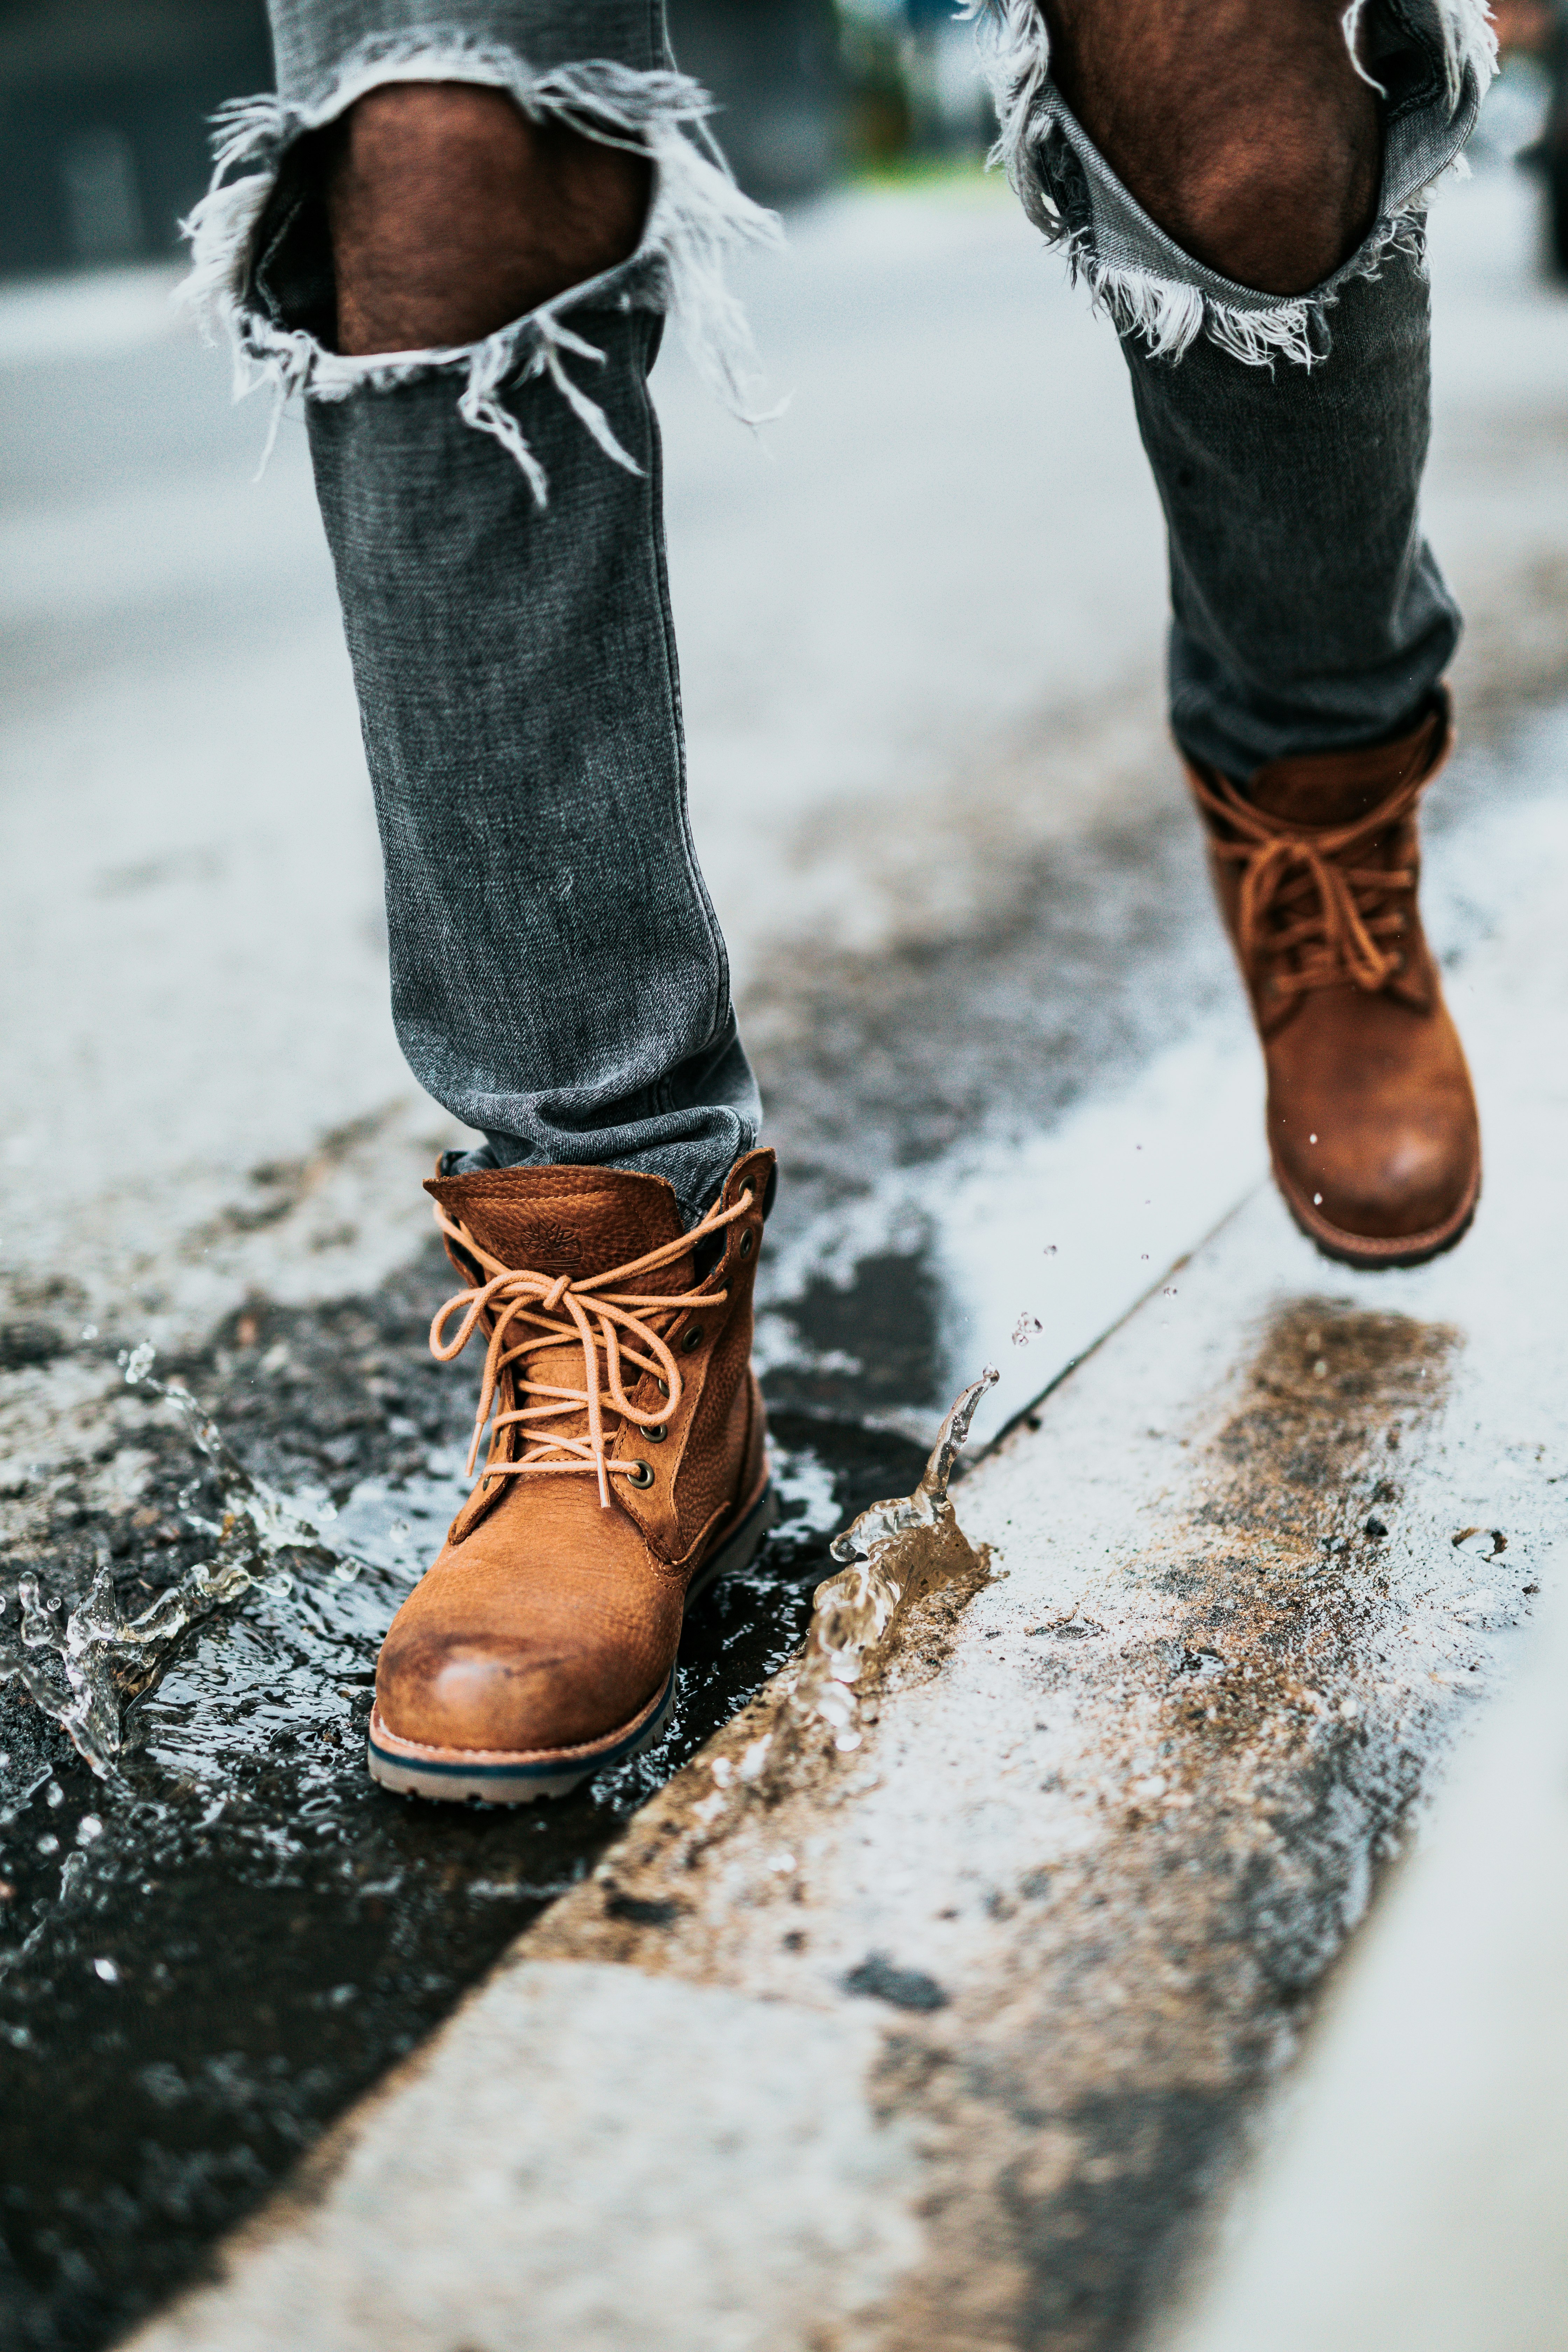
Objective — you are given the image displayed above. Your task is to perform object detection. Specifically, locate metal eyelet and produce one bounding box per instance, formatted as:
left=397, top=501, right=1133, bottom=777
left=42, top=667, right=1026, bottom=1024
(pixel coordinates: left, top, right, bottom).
left=656, top=1377, right=670, bottom=1398
left=624, top=1459, right=654, bottom=1489
left=682, top=1324, right=703, bottom=1352
left=646, top=1423, right=668, bottom=1444
left=738, top=1229, right=754, bottom=1260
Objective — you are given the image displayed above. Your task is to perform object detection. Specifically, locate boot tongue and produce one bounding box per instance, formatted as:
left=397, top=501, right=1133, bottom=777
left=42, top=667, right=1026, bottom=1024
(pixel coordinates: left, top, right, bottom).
left=424, top=1167, right=695, bottom=1462
left=1244, top=707, right=1443, bottom=830
left=425, top=1164, right=693, bottom=1294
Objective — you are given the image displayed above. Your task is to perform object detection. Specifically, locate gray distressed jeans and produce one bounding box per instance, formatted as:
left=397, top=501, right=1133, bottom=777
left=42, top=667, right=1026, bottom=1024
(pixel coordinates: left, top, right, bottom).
left=185, top=0, right=1493, bottom=1223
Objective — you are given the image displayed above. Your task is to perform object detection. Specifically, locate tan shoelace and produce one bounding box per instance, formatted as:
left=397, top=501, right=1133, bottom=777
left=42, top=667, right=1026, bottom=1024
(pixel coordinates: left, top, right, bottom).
left=429, top=1186, right=754, bottom=1509
left=1190, top=766, right=1424, bottom=999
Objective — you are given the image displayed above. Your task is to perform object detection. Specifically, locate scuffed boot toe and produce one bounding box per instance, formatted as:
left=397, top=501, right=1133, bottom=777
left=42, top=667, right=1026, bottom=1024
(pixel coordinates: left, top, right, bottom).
left=376, top=1629, right=615, bottom=1758
left=1278, top=1097, right=1478, bottom=1251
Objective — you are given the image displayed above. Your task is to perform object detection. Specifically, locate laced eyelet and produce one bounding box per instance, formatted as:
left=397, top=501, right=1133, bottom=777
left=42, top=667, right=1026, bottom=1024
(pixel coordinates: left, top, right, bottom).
left=656, top=1377, right=670, bottom=1398
left=682, top=1324, right=703, bottom=1352
left=624, top=1458, right=654, bottom=1489
left=738, top=1229, right=754, bottom=1260
left=646, top=1423, right=668, bottom=1444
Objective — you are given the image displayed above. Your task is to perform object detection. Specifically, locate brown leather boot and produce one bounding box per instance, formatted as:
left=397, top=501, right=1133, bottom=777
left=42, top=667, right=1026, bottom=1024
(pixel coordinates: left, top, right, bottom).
left=367, top=1149, right=776, bottom=1802
left=1186, top=693, right=1480, bottom=1268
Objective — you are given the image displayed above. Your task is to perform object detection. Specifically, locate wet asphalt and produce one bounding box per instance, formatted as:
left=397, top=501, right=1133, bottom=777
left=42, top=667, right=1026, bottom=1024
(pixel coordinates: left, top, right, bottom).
left=1, top=695, right=1562, bottom=2349
left=4, top=154, right=1568, bottom=2352
left=0, top=1262, right=928, bottom=2349
left=0, top=763, right=1229, bottom=2346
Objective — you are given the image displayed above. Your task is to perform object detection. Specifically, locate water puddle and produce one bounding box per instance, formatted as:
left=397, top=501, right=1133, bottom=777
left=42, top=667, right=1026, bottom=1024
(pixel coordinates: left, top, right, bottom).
left=0, top=1270, right=932, bottom=2352
left=0, top=1355, right=324, bottom=1779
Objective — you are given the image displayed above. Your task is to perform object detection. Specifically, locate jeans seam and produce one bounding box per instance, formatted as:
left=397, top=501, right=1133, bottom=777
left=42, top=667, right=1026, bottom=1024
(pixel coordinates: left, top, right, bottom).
left=640, top=329, right=732, bottom=1080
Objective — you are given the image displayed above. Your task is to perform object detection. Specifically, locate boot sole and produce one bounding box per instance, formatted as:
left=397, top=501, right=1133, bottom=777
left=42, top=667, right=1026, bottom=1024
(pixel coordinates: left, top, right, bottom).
left=365, top=1479, right=777, bottom=1806
left=1274, top=1155, right=1481, bottom=1272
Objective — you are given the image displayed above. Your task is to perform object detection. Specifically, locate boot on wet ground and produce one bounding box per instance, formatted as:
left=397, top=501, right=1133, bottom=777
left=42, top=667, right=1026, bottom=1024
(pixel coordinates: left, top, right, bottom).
left=1186, top=693, right=1480, bottom=1268
left=368, top=1150, right=775, bottom=1802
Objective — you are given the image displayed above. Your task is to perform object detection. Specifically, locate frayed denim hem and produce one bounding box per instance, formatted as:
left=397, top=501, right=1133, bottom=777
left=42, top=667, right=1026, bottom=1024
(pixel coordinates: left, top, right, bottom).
left=176, top=35, right=783, bottom=493
left=963, top=0, right=1498, bottom=368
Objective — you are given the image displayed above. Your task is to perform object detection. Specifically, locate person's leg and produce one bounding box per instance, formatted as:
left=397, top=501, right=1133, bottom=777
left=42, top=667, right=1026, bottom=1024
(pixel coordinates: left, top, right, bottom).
left=976, top=0, right=1491, bottom=1262
left=186, top=4, right=775, bottom=1230
left=184, top=6, right=780, bottom=1799
left=1026, top=0, right=1476, bottom=775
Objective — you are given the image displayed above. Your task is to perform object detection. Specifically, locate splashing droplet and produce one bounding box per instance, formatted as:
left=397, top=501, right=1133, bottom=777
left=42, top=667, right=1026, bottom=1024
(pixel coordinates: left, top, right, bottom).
left=0, top=1365, right=333, bottom=1774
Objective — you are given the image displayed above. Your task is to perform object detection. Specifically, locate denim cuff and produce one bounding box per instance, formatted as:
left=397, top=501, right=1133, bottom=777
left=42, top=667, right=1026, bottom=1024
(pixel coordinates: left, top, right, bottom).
left=969, top=0, right=1497, bottom=366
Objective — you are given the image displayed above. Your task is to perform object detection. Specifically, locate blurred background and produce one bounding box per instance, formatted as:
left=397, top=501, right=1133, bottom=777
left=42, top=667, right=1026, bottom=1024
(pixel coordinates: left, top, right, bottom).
left=5, top=8, right=1568, bottom=2348
left=0, top=0, right=999, bottom=277
left=2, top=0, right=1566, bottom=277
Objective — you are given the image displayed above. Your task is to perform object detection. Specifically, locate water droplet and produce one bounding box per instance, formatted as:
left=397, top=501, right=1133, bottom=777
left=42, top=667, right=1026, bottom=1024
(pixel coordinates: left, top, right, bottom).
left=45, top=1782, right=63, bottom=1807
left=77, top=1815, right=104, bottom=1844
left=80, top=1324, right=98, bottom=1341
left=36, top=1834, right=58, bottom=1855
left=92, top=1957, right=120, bottom=1983
left=1309, top=1134, right=1318, bottom=1144
left=1313, top=1192, right=1323, bottom=1206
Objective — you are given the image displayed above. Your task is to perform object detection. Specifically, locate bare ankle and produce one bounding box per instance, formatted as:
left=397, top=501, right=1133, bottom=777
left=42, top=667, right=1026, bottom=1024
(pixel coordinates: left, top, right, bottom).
left=325, top=83, right=652, bottom=356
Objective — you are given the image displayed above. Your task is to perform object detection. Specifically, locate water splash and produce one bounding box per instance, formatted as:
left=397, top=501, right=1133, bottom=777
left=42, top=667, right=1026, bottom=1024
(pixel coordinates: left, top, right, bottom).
left=751, top=1367, right=999, bottom=1780
left=0, top=1350, right=334, bottom=1777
